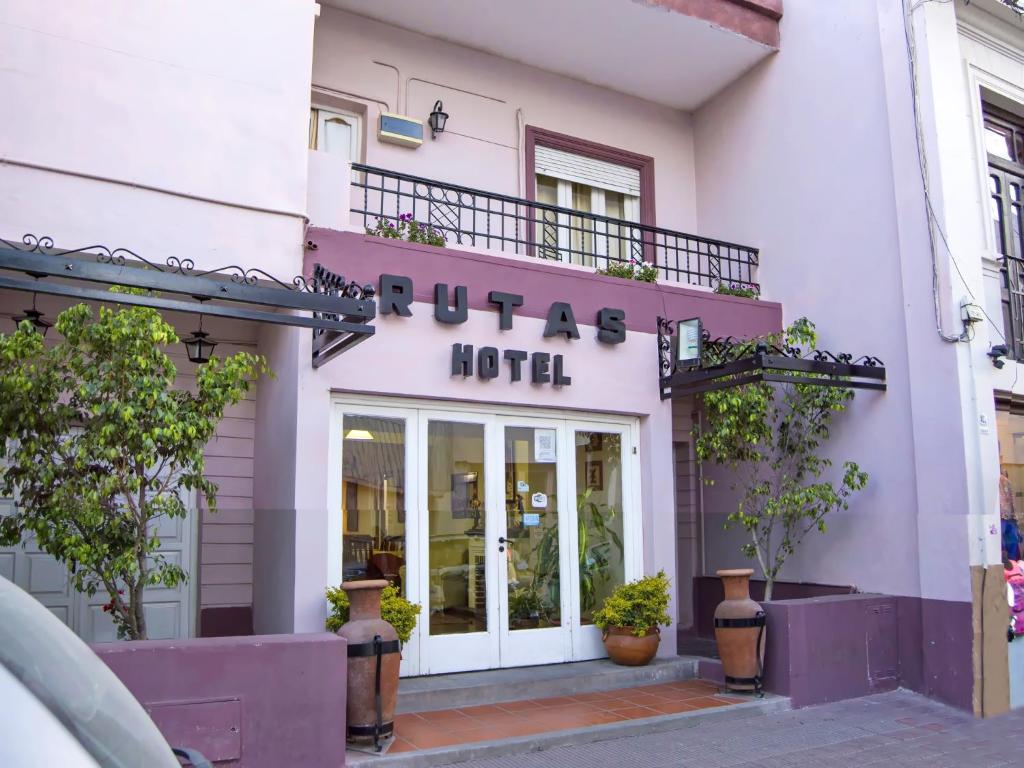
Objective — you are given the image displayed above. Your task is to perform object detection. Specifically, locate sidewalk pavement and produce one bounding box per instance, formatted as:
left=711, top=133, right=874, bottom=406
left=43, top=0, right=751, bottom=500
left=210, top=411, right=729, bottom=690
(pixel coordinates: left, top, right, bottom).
left=457, top=690, right=1014, bottom=767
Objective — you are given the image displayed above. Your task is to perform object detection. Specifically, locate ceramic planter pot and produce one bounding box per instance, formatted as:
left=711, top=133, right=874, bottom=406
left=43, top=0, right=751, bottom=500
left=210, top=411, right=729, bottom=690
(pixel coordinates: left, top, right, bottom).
left=713, top=569, right=766, bottom=694
left=336, top=580, right=401, bottom=747
left=602, top=625, right=660, bottom=666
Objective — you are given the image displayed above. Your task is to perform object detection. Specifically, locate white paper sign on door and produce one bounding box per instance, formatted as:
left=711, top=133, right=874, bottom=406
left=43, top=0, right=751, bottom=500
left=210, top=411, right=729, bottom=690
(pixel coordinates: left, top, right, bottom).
left=531, top=492, right=548, bottom=509
left=534, top=429, right=557, bottom=463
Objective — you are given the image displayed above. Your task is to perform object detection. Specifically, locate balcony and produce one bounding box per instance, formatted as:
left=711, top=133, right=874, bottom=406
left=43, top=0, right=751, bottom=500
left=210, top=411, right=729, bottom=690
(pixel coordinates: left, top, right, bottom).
left=348, top=164, right=759, bottom=291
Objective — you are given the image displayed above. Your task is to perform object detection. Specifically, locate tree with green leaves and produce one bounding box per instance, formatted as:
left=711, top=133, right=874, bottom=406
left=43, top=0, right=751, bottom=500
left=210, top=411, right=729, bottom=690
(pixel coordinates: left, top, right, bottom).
left=0, top=299, right=266, bottom=639
left=694, top=318, right=868, bottom=601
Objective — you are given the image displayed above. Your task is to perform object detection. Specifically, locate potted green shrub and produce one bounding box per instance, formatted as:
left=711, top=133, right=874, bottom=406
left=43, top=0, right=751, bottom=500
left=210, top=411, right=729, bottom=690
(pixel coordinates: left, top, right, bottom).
left=592, top=571, right=672, bottom=666
left=325, top=583, right=419, bottom=643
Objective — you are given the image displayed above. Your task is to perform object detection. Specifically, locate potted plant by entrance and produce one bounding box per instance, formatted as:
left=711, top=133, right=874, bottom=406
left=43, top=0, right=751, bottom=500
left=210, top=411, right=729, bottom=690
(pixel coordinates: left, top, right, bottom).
left=593, top=571, right=672, bottom=666
left=508, top=585, right=544, bottom=629
left=326, top=581, right=419, bottom=750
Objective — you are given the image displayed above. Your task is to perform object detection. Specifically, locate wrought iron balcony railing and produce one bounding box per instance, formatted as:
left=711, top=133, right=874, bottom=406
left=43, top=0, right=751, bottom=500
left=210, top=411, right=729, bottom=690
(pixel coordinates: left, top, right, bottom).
left=350, top=164, right=759, bottom=290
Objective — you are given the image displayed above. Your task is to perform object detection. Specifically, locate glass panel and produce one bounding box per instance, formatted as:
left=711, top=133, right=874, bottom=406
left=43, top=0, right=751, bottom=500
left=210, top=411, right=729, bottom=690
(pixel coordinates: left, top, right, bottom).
left=341, top=415, right=406, bottom=590
left=575, top=432, right=625, bottom=624
left=998, top=411, right=1024, bottom=559
left=536, top=174, right=559, bottom=260
left=505, top=426, right=561, bottom=630
left=321, top=116, right=353, bottom=161
left=570, top=182, right=594, bottom=266
left=427, top=421, right=487, bottom=635
left=604, top=190, right=626, bottom=264
left=993, top=174, right=1007, bottom=256
left=986, top=122, right=1014, bottom=161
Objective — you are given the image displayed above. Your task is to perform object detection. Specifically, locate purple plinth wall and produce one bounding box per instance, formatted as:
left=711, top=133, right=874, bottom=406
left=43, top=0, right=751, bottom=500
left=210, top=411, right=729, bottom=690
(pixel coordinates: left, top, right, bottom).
left=758, top=594, right=973, bottom=710
left=93, top=633, right=347, bottom=768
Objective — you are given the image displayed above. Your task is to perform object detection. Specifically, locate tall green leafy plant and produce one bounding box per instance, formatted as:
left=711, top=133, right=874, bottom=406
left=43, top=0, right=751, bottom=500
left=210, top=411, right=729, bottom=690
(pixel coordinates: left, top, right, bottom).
left=694, top=318, right=868, bottom=601
left=531, top=487, right=624, bottom=616
left=0, top=300, right=266, bottom=639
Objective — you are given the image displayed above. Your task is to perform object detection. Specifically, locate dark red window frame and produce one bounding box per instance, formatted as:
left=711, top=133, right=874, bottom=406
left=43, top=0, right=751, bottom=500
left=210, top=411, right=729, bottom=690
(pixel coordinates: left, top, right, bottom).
left=523, top=126, right=657, bottom=230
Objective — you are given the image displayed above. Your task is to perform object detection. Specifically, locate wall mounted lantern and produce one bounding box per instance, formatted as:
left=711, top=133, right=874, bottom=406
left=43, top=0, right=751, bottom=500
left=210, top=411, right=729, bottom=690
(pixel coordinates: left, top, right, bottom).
left=13, top=292, right=51, bottom=336
left=183, top=315, right=217, bottom=364
left=428, top=100, right=449, bottom=139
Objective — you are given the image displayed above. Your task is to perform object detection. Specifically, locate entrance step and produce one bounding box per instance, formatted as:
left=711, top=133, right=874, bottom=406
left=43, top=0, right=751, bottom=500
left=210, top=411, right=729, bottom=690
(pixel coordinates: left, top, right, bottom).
left=349, top=678, right=789, bottom=768
left=397, top=657, right=699, bottom=714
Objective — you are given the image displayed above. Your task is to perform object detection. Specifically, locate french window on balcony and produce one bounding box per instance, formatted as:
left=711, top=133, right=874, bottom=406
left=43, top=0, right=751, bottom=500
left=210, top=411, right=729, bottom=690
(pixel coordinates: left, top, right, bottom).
left=350, top=164, right=759, bottom=291
left=987, top=104, right=1024, bottom=359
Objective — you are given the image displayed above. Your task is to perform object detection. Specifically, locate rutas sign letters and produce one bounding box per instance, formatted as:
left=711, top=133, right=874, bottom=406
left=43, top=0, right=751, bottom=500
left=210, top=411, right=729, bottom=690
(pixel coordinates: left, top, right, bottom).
left=377, top=274, right=625, bottom=387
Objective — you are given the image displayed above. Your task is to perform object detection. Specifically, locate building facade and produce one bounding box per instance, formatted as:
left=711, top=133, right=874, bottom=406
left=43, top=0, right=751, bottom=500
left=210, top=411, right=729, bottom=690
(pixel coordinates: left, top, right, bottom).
left=1, top=0, right=1023, bottom=715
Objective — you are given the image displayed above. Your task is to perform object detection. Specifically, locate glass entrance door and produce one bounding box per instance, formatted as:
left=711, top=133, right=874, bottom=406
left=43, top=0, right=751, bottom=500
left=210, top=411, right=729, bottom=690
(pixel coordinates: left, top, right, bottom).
left=332, top=400, right=640, bottom=676
left=420, top=413, right=498, bottom=674
left=496, top=419, right=573, bottom=666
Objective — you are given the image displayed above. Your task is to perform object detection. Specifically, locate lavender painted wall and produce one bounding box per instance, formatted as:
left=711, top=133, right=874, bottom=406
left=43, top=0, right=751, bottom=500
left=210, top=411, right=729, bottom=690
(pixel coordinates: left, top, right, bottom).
left=93, top=633, right=347, bottom=768
left=692, top=0, right=979, bottom=604
left=312, top=8, right=701, bottom=236
left=250, top=230, right=781, bottom=652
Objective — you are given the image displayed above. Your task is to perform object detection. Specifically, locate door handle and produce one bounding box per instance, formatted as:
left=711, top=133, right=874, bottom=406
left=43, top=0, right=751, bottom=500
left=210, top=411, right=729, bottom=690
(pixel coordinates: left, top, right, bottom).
left=498, top=536, right=507, bottom=552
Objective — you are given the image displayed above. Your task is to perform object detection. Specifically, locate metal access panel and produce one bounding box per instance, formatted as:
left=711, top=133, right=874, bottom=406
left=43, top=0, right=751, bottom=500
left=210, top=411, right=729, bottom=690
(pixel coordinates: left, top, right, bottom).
left=378, top=113, right=424, bottom=148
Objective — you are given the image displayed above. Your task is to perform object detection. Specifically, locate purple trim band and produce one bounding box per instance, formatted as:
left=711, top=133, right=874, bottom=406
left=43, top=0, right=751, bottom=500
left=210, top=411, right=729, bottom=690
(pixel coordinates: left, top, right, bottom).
left=306, top=229, right=782, bottom=339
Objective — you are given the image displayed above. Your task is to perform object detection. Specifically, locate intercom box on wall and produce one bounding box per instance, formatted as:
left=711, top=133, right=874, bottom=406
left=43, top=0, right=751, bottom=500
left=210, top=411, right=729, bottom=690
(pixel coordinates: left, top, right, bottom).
left=378, top=113, right=424, bottom=148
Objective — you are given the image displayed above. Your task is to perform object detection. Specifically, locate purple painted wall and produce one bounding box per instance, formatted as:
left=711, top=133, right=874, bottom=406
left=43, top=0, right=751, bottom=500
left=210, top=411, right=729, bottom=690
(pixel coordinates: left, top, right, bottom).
left=306, top=229, right=782, bottom=340
left=94, top=633, right=347, bottom=768
left=710, top=594, right=973, bottom=710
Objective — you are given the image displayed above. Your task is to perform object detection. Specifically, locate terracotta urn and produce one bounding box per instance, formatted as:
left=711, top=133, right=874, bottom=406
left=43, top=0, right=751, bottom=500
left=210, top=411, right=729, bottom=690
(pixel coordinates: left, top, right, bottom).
left=603, top=626, right=660, bottom=666
left=713, top=569, right=766, bottom=693
left=336, top=580, right=401, bottom=747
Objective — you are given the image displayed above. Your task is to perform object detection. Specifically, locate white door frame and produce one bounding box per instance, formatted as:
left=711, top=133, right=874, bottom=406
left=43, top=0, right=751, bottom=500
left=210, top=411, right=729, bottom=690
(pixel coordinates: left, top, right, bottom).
left=328, top=395, right=642, bottom=676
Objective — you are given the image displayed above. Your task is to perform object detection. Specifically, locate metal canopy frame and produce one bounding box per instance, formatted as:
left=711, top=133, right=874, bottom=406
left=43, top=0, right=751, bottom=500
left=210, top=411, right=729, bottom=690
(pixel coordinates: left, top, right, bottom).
left=657, top=317, right=886, bottom=400
left=0, top=235, right=377, bottom=366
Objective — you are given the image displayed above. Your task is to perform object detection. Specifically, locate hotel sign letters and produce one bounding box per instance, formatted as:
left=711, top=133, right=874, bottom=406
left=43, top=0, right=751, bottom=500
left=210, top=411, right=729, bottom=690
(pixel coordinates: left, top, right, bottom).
left=378, top=275, right=625, bottom=388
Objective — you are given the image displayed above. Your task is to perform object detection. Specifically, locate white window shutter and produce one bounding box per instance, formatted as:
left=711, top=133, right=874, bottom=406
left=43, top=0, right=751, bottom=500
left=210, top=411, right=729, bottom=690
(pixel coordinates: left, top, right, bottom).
left=535, top=146, right=640, bottom=197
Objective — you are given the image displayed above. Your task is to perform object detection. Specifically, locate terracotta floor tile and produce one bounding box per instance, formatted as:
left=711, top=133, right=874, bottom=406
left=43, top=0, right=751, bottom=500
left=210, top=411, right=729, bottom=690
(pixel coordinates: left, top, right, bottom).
left=402, top=730, right=466, bottom=750
left=608, top=705, right=661, bottom=720
left=647, top=699, right=700, bottom=715
left=416, top=708, right=476, bottom=724
left=532, top=696, right=578, bottom=708
left=571, top=690, right=618, bottom=702
left=576, top=710, right=628, bottom=726
left=388, top=738, right=417, bottom=754
left=496, top=699, right=536, bottom=713
left=685, top=696, right=733, bottom=709
left=457, top=704, right=508, bottom=717
left=617, top=692, right=662, bottom=706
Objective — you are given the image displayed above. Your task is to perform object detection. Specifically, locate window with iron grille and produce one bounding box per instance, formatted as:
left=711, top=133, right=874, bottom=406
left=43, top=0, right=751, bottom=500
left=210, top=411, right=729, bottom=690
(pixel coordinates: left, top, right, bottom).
left=987, top=103, right=1024, bottom=359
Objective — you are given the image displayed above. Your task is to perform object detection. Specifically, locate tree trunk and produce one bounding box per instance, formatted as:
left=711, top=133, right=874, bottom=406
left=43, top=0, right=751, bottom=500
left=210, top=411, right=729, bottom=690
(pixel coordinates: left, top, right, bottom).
left=763, top=577, right=774, bottom=602
left=131, top=581, right=147, bottom=640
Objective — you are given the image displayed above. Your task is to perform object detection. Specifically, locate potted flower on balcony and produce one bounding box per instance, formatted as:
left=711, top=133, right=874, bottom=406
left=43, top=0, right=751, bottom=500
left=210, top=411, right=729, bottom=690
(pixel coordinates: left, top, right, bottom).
left=593, top=571, right=672, bottom=666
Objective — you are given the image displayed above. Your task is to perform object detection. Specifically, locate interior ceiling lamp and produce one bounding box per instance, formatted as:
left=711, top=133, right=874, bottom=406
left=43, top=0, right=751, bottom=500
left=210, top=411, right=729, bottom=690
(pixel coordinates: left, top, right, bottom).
left=13, top=292, right=52, bottom=336
left=344, top=429, right=375, bottom=441
left=428, top=100, right=449, bottom=139
left=183, top=314, right=217, bottom=364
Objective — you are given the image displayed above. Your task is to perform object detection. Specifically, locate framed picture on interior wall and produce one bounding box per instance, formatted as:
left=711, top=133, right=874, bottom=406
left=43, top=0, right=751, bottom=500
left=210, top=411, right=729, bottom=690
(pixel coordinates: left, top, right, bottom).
left=345, top=482, right=360, bottom=532
left=586, top=460, right=604, bottom=491
left=587, top=433, right=603, bottom=452
left=451, top=472, right=479, bottom=519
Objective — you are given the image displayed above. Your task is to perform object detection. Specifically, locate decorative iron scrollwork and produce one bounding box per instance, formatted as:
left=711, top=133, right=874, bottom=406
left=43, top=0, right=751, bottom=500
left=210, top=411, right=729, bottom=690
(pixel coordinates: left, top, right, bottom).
left=657, top=316, right=674, bottom=380
left=1, top=233, right=343, bottom=297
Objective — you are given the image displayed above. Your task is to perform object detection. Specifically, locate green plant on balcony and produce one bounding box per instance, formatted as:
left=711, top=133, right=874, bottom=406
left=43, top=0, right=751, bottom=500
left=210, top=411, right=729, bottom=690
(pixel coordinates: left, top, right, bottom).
left=367, top=213, right=446, bottom=247
left=596, top=258, right=658, bottom=283
left=714, top=282, right=760, bottom=299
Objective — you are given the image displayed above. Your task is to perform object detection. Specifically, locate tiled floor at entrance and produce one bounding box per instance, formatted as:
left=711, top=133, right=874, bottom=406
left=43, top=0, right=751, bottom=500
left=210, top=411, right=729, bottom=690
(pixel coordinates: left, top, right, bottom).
left=390, top=679, right=745, bottom=753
